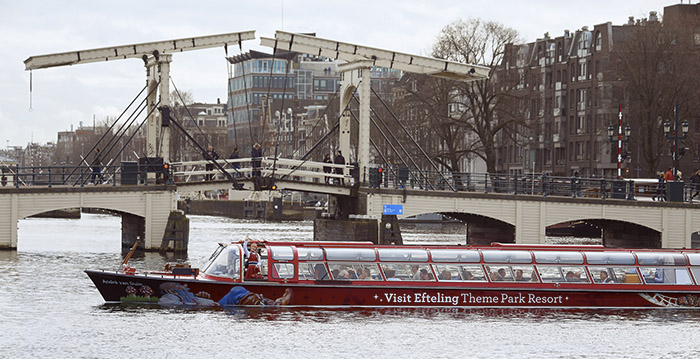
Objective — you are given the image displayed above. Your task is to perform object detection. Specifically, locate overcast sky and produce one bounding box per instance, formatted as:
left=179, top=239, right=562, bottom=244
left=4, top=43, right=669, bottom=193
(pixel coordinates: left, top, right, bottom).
left=0, top=0, right=677, bottom=148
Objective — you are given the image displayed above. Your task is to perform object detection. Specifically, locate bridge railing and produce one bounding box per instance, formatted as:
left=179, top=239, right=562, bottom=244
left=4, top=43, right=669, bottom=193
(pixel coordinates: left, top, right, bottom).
left=170, top=157, right=356, bottom=185
left=5, top=161, right=696, bottom=204
left=377, top=168, right=696, bottom=203
left=0, top=164, right=166, bottom=188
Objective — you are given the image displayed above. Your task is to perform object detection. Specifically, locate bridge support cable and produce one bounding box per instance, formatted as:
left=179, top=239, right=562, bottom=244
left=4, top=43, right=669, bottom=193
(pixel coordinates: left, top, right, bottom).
left=370, top=86, right=455, bottom=191
left=167, top=113, right=243, bottom=189
left=75, top=99, right=155, bottom=186
left=350, top=94, right=434, bottom=190
left=62, top=84, right=152, bottom=185
left=90, top=85, right=161, bottom=177
left=347, top=107, right=432, bottom=190
left=277, top=88, right=355, bottom=181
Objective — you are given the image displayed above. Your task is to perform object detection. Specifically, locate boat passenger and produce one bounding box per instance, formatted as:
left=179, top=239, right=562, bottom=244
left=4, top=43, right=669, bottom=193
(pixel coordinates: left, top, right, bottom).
left=493, top=268, right=507, bottom=281
left=419, top=268, right=433, bottom=281
left=599, top=271, right=613, bottom=283
left=514, top=269, right=527, bottom=281
left=314, top=263, right=329, bottom=280
left=385, top=268, right=400, bottom=281
left=530, top=271, right=539, bottom=282
left=439, top=269, right=453, bottom=280
left=347, top=269, right=357, bottom=279
left=359, top=268, right=373, bottom=280
left=652, top=268, right=664, bottom=283
left=463, top=271, right=474, bottom=280
left=565, top=271, right=581, bottom=282
left=410, top=265, right=421, bottom=280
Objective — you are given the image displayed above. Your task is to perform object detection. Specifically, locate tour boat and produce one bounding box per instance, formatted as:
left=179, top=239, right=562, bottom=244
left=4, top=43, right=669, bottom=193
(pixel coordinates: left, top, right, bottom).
left=85, top=240, right=700, bottom=308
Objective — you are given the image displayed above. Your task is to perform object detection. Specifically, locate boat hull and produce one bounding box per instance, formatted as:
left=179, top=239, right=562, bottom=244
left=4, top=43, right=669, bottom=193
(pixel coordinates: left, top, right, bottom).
left=85, top=270, right=700, bottom=309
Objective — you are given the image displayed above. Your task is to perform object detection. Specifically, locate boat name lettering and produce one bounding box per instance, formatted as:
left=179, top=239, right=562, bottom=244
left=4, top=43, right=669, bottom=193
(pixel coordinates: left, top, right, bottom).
left=381, top=292, right=565, bottom=306
left=101, top=279, right=143, bottom=286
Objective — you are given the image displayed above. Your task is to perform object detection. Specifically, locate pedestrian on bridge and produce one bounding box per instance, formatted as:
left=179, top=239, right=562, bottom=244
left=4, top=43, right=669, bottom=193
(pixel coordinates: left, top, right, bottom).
left=251, top=143, right=262, bottom=178
left=203, top=145, right=219, bottom=181
left=323, top=153, right=332, bottom=183
left=334, top=150, right=345, bottom=185
left=90, top=148, right=105, bottom=185
left=229, top=147, right=241, bottom=177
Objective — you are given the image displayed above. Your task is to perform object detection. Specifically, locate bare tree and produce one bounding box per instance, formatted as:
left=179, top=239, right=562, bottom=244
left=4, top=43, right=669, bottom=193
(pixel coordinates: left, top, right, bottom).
left=428, top=18, right=524, bottom=173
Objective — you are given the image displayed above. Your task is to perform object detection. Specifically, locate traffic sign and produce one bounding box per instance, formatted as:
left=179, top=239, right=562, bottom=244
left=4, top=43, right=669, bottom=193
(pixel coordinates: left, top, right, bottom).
left=383, top=204, right=403, bottom=215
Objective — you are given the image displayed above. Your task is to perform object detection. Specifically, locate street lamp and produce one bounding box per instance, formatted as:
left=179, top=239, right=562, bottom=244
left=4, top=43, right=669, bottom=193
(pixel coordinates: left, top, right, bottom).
left=663, top=100, right=688, bottom=180
left=607, top=105, right=631, bottom=179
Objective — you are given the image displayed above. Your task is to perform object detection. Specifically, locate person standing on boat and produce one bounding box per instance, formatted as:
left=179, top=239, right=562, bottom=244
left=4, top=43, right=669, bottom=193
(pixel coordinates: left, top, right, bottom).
left=242, top=237, right=261, bottom=279
left=334, top=150, right=345, bottom=185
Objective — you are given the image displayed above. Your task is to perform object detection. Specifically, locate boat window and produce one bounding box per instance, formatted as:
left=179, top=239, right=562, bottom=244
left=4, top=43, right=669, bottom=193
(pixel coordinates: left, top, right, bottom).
left=533, top=251, right=584, bottom=264
left=563, top=267, right=588, bottom=282
left=588, top=266, right=640, bottom=284
left=537, top=266, right=563, bottom=283
left=202, top=245, right=226, bottom=272
left=381, top=264, right=432, bottom=281
left=203, top=245, right=241, bottom=279
left=327, top=263, right=380, bottom=280
left=378, top=248, right=429, bottom=262
left=297, top=247, right=324, bottom=261
left=269, top=246, right=295, bottom=261
left=640, top=267, right=693, bottom=285
left=686, top=253, right=700, bottom=265
left=584, top=252, right=635, bottom=265
left=271, top=263, right=295, bottom=279
left=511, top=265, right=538, bottom=282
left=636, top=252, right=687, bottom=266
left=691, top=268, right=700, bottom=284
left=325, top=247, right=377, bottom=261
left=481, top=250, right=532, bottom=264
left=429, top=249, right=480, bottom=263
left=485, top=265, right=512, bottom=281
left=432, top=264, right=488, bottom=281
left=299, top=262, right=329, bottom=280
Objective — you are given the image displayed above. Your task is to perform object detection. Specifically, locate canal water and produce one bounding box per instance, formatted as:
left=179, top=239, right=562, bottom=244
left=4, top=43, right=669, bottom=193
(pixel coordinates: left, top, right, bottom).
left=1, top=213, right=699, bottom=358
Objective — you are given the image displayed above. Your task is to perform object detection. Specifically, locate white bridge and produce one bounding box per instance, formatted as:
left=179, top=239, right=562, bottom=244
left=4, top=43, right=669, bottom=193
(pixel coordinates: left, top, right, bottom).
left=0, top=185, right=176, bottom=250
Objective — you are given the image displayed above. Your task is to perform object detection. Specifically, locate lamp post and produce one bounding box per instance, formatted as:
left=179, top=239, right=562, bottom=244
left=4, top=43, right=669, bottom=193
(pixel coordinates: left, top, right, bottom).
left=607, top=105, right=631, bottom=179
left=663, top=100, right=689, bottom=180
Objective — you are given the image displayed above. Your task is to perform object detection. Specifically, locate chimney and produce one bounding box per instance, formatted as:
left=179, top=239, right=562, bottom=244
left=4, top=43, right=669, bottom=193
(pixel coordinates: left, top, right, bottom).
left=628, top=16, right=635, bottom=25
left=217, top=98, right=221, bottom=104
left=649, top=11, right=658, bottom=22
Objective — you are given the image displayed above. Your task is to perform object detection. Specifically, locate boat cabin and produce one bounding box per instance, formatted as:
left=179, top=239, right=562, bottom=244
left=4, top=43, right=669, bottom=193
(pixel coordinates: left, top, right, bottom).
left=200, top=241, right=700, bottom=287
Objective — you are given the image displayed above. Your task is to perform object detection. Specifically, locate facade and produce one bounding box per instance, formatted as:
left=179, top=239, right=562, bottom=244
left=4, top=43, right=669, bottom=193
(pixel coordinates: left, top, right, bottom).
left=494, top=4, right=700, bottom=178
left=170, top=100, right=228, bottom=161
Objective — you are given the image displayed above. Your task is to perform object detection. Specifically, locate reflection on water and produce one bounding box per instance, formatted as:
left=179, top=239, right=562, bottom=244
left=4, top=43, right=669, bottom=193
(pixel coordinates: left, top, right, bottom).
left=1, top=213, right=699, bottom=358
